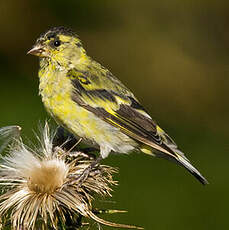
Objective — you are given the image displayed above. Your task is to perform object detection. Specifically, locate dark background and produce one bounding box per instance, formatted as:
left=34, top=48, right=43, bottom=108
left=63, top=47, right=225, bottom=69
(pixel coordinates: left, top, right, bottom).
left=0, top=0, right=228, bottom=229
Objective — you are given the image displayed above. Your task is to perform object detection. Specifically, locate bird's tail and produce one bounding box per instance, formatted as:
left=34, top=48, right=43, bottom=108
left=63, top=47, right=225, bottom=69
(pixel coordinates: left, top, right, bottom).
left=141, top=144, right=208, bottom=185
left=167, top=151, right=208, bottom=185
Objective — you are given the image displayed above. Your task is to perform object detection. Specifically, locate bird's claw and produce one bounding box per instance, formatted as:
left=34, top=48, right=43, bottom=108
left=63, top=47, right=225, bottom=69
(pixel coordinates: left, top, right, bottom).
left=75, top=166, right=92, bottom=188
left=72, top=156, right=103, bottom=189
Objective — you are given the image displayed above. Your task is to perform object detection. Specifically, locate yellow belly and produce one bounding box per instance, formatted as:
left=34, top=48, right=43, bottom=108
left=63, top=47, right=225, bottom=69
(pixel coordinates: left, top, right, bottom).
left=39, top=70, right=99, bottom=141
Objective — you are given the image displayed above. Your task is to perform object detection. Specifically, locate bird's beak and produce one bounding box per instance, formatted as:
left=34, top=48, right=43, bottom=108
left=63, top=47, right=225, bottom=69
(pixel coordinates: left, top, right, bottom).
left=27, top=44, right=48, bottom=57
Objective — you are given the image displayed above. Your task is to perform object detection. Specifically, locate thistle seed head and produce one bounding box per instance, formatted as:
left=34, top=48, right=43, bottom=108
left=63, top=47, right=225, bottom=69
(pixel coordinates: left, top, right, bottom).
left=0, top=123, right=142, bottom=230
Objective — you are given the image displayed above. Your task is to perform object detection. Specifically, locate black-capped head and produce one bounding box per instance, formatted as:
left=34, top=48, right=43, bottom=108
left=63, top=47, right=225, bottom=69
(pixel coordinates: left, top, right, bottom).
left=27, top=26, right=83, bottom=59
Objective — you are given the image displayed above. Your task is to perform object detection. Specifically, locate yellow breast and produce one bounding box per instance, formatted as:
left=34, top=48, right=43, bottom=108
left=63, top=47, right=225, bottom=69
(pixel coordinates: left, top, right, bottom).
left=38, top=65, right=108, bottom=142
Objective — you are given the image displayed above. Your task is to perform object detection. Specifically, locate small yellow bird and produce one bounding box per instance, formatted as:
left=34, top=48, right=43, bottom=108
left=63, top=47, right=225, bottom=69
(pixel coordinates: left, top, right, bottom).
left=28, top=26, right=207, bottom=185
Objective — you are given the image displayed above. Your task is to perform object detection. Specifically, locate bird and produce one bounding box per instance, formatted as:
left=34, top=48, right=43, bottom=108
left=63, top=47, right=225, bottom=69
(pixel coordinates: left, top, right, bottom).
left=28, top=26, right=208, bottom=185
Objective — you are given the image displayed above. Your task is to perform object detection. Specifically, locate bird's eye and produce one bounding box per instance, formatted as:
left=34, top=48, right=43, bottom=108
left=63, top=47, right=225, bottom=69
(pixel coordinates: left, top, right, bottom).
left=54, top=40, right=61, bottom=47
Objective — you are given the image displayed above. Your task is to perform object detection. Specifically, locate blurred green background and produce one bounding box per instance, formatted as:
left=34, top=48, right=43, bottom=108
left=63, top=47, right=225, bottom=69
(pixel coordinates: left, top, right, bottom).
left=0, top=0, right=228, bottom=229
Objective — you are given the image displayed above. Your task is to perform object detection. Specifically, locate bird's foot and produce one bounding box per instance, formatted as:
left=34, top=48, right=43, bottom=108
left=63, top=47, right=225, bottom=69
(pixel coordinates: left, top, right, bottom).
left=72, top=156, right=103, bottom=188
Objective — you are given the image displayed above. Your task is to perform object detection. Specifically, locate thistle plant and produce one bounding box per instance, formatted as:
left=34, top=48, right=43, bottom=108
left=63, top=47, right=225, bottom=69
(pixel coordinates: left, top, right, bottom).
left=0, top=123, right=142, bottom=229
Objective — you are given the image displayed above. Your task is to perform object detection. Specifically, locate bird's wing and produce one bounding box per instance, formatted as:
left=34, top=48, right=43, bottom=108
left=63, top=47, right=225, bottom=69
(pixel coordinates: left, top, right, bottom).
left=68, top=67, right=176, bottom=156
left=68, top=67, right=208, bottom=185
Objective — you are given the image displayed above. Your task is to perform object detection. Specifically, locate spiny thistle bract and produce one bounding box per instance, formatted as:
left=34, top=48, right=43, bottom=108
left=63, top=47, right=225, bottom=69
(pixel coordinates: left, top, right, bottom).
left=0, top=123, right=143, bottom=230
left=0, top=125, right=21, bottom=155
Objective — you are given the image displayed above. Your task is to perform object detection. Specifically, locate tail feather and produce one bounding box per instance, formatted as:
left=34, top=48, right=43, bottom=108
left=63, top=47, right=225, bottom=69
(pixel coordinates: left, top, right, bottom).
left=175, top=154, right=208, bottom=185
left=152, top=126, right=208, bottom=185
left=155, top=149, right=208, bottom=185
left=156, top=147, right=208, bottom=185
left=166, top=138, right=208, bottom=185
left=141, top=143, right=208, bottom=185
